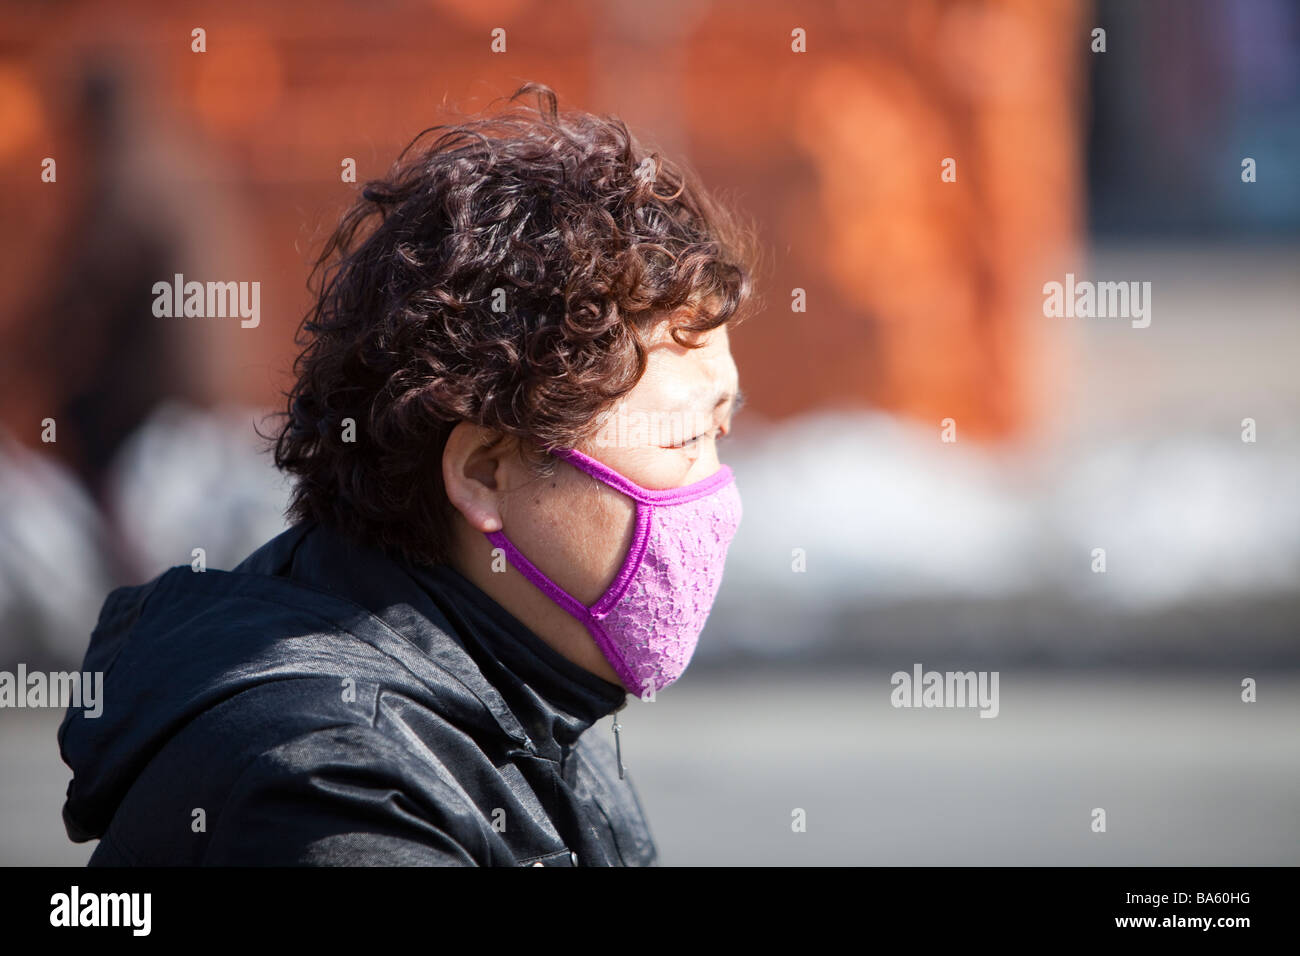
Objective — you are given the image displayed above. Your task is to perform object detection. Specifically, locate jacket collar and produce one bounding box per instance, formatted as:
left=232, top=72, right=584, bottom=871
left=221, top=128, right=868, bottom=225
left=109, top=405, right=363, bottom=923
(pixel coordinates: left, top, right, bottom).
left=252, top=522, right=626, bottom=755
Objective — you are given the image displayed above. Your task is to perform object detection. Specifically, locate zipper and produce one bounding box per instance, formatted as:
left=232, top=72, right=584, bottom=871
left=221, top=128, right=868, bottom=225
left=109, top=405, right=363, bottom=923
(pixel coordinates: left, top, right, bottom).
left=611, top=698, right=628, bottom=780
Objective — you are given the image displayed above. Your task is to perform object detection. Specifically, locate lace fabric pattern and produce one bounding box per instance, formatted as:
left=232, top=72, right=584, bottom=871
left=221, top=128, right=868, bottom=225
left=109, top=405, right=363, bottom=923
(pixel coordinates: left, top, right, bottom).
left=593, top=479, right=742, bottom=694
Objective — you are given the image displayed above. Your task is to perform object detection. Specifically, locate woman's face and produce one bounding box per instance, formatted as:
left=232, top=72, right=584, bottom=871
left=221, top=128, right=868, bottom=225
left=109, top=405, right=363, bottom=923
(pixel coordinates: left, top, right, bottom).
left=445, top=320, right=741, bottom=684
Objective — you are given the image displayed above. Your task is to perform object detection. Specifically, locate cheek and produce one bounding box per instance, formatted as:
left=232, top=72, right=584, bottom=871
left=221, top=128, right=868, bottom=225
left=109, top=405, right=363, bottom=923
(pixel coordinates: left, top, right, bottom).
left=507, top=474, right=637, bottom=606
left=564, top=481, right=634, bottom=600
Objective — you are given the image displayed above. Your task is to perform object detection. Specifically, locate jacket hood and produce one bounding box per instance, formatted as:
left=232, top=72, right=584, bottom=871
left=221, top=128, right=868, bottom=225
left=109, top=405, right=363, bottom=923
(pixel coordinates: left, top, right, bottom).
left=58, top=522, right=628, bottom=843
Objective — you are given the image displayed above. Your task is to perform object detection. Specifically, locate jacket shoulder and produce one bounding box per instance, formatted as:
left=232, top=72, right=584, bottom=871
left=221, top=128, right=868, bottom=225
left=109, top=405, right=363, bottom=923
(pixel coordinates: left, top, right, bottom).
left=202, top=720, right=499, bottom=865
left=97, top=676, right=514, bottom=866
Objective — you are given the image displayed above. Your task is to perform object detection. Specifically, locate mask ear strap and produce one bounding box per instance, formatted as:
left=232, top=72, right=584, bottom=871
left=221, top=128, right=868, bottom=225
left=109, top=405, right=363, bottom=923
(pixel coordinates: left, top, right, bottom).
left=485, top=530, right=591, bottom=621
left=485, top=526, right=641, bottom=694
left=546, top=448, right=654, bottom=614
left=551, top=447, right=627, bottom=489
left=553, top=446, right=735, bottom=505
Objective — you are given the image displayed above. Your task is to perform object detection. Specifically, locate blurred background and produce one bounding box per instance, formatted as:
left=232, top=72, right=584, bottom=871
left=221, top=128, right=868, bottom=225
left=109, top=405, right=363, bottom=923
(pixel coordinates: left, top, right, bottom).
left=1, top=0, right=1297, bottom=864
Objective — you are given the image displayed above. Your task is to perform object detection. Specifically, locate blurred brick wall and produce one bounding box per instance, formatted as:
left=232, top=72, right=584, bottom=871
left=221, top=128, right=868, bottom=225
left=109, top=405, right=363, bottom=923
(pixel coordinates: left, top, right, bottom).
left=0, top=0, right=1083, bottom=479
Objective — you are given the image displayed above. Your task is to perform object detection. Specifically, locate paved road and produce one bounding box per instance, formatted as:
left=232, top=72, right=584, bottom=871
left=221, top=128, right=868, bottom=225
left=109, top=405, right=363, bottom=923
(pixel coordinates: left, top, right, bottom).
left=3, top=671, right=1296, bottom=865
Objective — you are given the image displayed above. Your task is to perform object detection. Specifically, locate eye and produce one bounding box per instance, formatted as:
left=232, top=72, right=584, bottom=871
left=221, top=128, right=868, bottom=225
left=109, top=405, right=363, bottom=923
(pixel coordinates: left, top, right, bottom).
left=687, top=425, right=734, bottom=449
left=662, top=427, right=718, bottom=450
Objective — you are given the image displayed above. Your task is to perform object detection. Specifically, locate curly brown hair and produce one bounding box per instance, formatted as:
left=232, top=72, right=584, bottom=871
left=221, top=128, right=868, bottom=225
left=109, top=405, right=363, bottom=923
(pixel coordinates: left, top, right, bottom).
left=271, top=81, right=761, bottom=567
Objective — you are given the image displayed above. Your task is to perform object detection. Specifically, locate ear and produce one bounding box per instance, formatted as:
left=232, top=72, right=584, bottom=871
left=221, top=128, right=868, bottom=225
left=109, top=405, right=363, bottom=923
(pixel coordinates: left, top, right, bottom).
left=442, top=422, right=516, bottom=534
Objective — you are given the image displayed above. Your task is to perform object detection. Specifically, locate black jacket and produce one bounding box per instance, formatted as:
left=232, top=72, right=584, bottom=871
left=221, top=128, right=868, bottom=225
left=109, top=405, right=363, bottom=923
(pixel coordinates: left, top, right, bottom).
left=58, top=521, right=659, bottom=866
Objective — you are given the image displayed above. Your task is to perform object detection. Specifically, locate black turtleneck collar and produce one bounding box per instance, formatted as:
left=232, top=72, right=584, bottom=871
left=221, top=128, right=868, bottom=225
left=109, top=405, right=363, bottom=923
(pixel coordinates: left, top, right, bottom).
left=410, top=562, right=629, bottom=747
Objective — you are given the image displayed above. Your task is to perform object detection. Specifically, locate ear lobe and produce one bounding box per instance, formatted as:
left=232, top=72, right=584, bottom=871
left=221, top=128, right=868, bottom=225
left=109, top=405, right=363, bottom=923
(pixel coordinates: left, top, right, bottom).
left=443, top=422, right=509, bottom=534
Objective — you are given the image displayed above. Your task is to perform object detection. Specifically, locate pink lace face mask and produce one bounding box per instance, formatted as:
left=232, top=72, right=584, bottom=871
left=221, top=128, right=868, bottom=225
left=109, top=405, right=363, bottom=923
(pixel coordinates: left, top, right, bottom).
left=485, top=448, right=742, bottom=697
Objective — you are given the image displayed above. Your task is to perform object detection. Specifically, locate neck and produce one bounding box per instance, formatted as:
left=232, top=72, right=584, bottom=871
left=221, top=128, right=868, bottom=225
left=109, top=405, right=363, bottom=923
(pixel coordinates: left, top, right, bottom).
left=449, top=523, right=624, bottom=688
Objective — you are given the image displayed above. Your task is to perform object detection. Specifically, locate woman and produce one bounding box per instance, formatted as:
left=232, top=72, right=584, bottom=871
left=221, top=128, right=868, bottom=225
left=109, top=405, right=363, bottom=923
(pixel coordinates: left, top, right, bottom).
left=58, top=82, right=761, bottom=866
